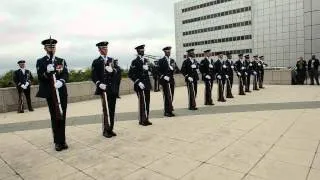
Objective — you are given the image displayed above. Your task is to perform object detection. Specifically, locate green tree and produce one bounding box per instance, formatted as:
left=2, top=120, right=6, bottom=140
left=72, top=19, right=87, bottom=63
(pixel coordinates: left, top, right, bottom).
left=0, top=70, right=15, bottom=88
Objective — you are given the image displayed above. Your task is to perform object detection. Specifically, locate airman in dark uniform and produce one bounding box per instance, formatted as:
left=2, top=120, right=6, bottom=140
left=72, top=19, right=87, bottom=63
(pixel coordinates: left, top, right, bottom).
left=224, top=52, right=234, bottom=98
left=296, top=57, right=307, bottom=85
left=158, top=46, right=179, bottom=117
left=114, top=59, right=122, bottom=98
left=308, top=55, right=320, bottom=85
left=252, top=55, right=260, bottom=91
left=234, top=54, right=246, bottom=95
left=151, top=60, right=160, bottom=92
left=181, top=49, right=199, bottom=110
left=13, top=60, right=34, bottom=113
left=214, top=53, right=227, bottom=102
left=36, top=37, right=69, bottom=151
left=91, top=41, right=118, bottom=138
left=128, top=45, right=152, bottom=126
left=244, top=54, right=252, bottom=92
left=199, top=49, right=214, bottom=105
left=258, top=56, right=267, bottom=88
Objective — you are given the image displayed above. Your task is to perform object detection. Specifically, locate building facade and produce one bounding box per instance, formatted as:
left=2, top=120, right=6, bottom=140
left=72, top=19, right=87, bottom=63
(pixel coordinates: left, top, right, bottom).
left=174, top=0, right=319, bottom=67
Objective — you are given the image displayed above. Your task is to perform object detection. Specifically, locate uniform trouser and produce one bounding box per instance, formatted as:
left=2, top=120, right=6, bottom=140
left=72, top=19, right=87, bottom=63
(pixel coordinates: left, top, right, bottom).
left=253, top=74, right=259, bottom=90
left=100, top=92, right=117, bottom=133
left=154, top=77, right=160, bottom=91
left=204, top=80, right=213, bottom=105
left=116, top=81, right=121, bottom=96
left=17, top=87, right=33, bottom=111
left=136, top=89, right=150, bottom=123
left=238, top=75, right=246, bottom=95
left=261, top=71, right=264, bottom=83
left=46, top=94, right=67, bottom=144
left=309, top=70, right=319, bottom=85
left=229, top=75, right=234, bottom=88
left=245, top=74, right=251, bottom=91
left=187, top=81, right=197, bottom=109
left=217, top=79, right=226, bottom=101
left=297, top=71, right=306, bottom=84
left=161, top=81, right=174, bottom=113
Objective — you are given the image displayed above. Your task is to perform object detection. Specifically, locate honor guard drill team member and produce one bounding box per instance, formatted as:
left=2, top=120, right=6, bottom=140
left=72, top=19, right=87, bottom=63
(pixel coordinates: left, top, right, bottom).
left=258, top=56, right=267, bottom=88
left=158, top=46, right=179, bottom=117
left=199, top=49, right=214, bottom=105
left=296, top=57, right=307, bottom=85
left=234, top=54, right=246, bottom=95
left=244, top=54, right=252, bottom=92
left=36, top=37, right=69, bottom=151
left=214, top=53, right=227, bottom=102
left=91, top=41, right=118, bottom=138
left=181, top=49, right=199, bottom=110
left=114, top=59, right=122, bottom=98
left=13, top=60, right=34, bottom=113
left=128, top=45, right=152, bottom=126
left=252, top=55, right=260, bottom=91
left=224, top=52, right=234, bottom=98
left=308, top=55, right=320, bottom=85
left=151, top=60, right=160, bottom=92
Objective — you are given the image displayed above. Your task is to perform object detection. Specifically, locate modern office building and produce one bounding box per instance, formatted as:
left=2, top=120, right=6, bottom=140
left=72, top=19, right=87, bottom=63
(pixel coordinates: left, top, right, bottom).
left=174, top=0, right=320, bottom=67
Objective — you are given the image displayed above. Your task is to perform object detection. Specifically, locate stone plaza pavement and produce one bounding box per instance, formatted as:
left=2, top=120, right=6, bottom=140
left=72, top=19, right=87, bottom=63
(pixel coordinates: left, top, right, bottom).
left=0, top=84, right=320, bottom=180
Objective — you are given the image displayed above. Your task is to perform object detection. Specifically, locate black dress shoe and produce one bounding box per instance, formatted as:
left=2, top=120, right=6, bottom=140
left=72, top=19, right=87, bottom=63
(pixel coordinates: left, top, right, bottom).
left=117, top=96, right=121, bottom=99
left=18, top=110, right=24, bottom=113
left=226, top=96, right=234, bottom=98
left=103, top=132, right=113, bottom=138
left=139, top=122, right=149, bottom=126
left=164, top=112, right=173, bottom=117
left=170, top=113, right=176, bottom=117
left=218, top=99, right=226, bottom=102
left=29, top=108, right=34, bottom=112
left=189, top=107, right=198, bottom=110
left=207, top=103, right=215, bottom=106
left=145, top=121, right=152, bottom=125
left=62, top=143, right=69, bottom=150
left=110, top=131, right=117, bottom=136
left=55, top=144, right=64, bottom=151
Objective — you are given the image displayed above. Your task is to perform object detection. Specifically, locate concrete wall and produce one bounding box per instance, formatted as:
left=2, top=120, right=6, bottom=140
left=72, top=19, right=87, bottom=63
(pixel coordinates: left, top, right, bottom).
left=0, top=70, right=291, bottom=113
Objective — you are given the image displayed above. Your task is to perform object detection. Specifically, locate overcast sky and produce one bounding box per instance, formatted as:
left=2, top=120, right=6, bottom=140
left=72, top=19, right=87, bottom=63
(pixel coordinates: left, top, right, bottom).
left=0, top=0, right=180, bottom=74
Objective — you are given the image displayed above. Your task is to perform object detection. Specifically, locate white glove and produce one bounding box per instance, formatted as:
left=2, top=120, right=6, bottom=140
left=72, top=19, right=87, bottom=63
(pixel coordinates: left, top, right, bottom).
left=258, top=64, right=261, bottom=66
left=169, top=65, right=173, bottom=70
left=237, top=72, right=241, bottom=76
left=54, top=80, right=63, bottom=89
left=253, top=71, right=257, bottom=75
left=99, top=83, right=107, bottom=90
left=138, top=82, right=145, bottom=89
left=241, top=67, right=245, bottom=70
left=143, top=65, right=149, bottom=70
left=209, top=64, right=213, bottom=68
left=21, top=84, right=27, bottom=89
left=191, top=64, right=196, bottom=69
left=231, top=65, right=234, bottom=69
left=249, top=63, right=252, bottom=66
left=46, top=64, right=55, bottom=73
left=223, top=65, right=227, bottom=68
left=217, top=75, right=222, bottom=79
left=205, top=75, right=211, bottom=80
left=105, top=66, right=113, bottom=73
left=164, top=76, right=170, bottom=81
left=25, top=82, right=29, bottom=87
left=245, top=72, right=248, bottom=76
left=225, top=75, right=229, bottom=79
left=188, top=77, right=193, bottom=82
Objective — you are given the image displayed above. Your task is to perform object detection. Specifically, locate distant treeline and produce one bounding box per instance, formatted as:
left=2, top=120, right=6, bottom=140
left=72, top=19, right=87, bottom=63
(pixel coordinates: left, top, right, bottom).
left=0, top=68, right=129, bottom=88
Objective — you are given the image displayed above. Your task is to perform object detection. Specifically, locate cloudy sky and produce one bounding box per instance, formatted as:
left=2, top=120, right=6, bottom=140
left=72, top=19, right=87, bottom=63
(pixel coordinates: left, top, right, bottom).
left=0, top=0, right=180, bottom=74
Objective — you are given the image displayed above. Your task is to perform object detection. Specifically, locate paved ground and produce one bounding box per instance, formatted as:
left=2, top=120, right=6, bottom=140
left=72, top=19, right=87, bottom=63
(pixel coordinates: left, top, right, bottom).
left=0, top=84, right=320, bottom=180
